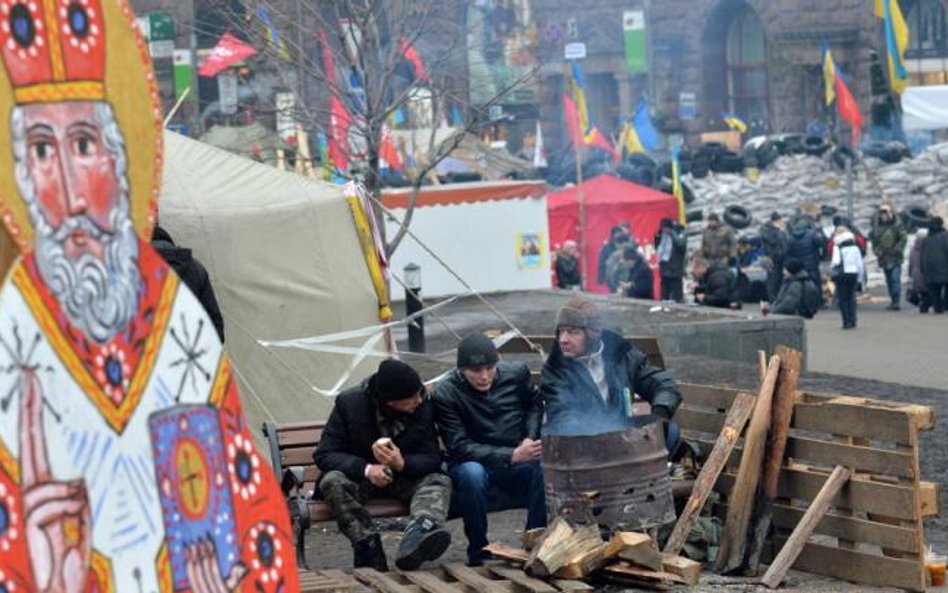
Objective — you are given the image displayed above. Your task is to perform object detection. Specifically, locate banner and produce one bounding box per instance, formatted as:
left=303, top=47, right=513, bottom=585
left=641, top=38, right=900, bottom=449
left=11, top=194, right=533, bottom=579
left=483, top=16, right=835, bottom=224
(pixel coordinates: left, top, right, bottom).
left=172, top=50, right=193, bottom=101
left=198, top=32, right=257, bottom=77
left=623, top=11, right=647, bottom=73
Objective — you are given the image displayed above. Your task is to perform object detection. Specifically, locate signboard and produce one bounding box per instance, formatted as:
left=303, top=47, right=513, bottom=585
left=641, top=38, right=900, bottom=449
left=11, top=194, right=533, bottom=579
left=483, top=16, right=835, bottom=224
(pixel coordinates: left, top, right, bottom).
left=149, top=39, right=175, bottom=59
left=564, top=42, right=587, bottom=60
left=148, top=11, right=176, bottom=41
left=218, top=74, right=239, bottom=115
left=275, top=92, right=297, bottom=142
left=489, top=104, right=504, bottom=121
left=623, top=11, right=647, bottom=73
left=172, top=49, right=193, bottom=101
left=679, top=92, right=697, bottom=120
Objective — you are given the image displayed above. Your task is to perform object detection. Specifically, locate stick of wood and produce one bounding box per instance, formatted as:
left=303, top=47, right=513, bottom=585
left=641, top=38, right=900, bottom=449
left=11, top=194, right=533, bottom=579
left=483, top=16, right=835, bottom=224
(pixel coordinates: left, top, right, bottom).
left=525, top=519, right=602, bottom=578
left=663, top=391, right=757, bottom=556
left=759, top=465, right=852, bottom=588
left=757, top=350, right=767, bottom=384
left=714, top=354, right=780, bottom=574
left=745, top=346, right=803, bottom=574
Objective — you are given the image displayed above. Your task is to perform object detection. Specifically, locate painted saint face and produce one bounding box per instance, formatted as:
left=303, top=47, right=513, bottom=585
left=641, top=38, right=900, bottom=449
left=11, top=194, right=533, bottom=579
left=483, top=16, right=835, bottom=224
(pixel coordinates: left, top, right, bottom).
left=22, top=101, right=120, bottom=262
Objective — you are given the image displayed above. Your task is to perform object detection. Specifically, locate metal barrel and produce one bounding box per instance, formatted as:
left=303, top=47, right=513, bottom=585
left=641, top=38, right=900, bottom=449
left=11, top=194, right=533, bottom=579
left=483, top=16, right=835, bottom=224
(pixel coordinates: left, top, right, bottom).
left=542, top=421, right=675, bottom=530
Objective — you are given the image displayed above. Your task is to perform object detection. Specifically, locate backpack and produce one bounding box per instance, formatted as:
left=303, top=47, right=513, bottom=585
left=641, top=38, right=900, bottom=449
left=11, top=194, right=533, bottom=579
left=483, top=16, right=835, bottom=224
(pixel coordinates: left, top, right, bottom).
left=799, top=278, right=821, bottom=319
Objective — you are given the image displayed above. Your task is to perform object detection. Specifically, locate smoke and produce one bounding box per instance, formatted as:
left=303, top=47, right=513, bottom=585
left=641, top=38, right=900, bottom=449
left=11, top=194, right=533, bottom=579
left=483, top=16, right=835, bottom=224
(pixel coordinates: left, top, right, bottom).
left=543, top=405, right=661, bottom=437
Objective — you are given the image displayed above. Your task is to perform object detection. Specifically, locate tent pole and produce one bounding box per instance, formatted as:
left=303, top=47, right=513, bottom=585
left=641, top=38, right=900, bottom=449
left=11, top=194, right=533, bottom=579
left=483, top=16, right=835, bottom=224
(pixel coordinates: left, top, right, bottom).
left=574, top=141, right=587, bottom=290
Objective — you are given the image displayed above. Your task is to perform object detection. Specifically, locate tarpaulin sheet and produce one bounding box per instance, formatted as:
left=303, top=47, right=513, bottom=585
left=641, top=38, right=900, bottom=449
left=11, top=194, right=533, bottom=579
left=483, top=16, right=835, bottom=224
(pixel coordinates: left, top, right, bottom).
left=903, top=85, right=948, bottom=131
left=547, top=174, right=679, bottom=295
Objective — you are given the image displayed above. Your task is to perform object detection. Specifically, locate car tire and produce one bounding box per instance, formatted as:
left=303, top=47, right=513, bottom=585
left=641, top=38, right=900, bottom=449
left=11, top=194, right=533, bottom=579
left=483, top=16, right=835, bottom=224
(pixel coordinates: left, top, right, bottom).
left=724, top=204, right=752, bottom=229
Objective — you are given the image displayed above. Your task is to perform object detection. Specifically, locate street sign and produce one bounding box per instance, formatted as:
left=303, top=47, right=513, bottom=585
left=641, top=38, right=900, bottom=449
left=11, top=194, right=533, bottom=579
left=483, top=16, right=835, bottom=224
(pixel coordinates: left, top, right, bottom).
left=218, top=75, right=239, bottom=115
left=149, top=39, right=175, bottom=59
left=564, top=42, right=587, bottom=61
left=148, top=12, right=176, bottom=42
left=488, top=105, right=504, bottom=121
left=679, top=92, right=697, bottom=121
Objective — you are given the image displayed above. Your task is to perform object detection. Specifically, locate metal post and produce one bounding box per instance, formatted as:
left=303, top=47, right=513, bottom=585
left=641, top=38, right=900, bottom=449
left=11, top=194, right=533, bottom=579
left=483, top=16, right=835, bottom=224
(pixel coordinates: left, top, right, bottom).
left=403, top=263, right=425, bottom=353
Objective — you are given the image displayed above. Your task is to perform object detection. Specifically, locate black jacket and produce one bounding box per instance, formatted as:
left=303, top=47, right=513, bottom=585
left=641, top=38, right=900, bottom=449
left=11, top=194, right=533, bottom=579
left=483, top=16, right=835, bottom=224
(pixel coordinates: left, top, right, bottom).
left=771, top=270, right=820, bottom=318
left=555, top=253, right=581, bottom=288
left=654, top=227, right=688, bottom=279
left=314, top=377, right=443, bottom=484
left=597, top=241, right=618, bottom=285
left=152, top=230, right=225, bottom=342
left=759, top=222, right=788, bottom=266
left=786, top=217, right=825, bottom=278
left=432, top=362, right=542, bottom=470
left=921, top=227, right=948, bottom=284
left=621, top=258, right=654, bottom=299
left=696, top=263, right=736, bottom=308
left=540, top=330, right=681, bottom=430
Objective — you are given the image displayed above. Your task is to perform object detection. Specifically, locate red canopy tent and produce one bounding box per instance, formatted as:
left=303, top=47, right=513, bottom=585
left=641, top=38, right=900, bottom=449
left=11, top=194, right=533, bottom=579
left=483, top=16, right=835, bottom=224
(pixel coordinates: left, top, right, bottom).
left=548, top=174, right=679, bottom=295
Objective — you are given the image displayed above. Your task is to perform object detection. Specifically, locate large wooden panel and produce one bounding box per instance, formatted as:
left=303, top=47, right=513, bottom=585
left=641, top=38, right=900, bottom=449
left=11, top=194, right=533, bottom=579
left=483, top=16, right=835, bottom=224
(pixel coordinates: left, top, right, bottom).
left=679, top=383, right=741, bottom=411
left=772, top=538, right=926, bottom=591
left=792, top=402, right=915, bottom=445
left=771, top=505, right=919, bottom=553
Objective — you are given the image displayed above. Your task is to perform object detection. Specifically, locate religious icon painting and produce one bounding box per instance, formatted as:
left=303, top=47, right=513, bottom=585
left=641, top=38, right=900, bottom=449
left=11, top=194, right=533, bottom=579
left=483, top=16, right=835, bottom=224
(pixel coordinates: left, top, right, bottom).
left=0, top=1, right=300, bottom=591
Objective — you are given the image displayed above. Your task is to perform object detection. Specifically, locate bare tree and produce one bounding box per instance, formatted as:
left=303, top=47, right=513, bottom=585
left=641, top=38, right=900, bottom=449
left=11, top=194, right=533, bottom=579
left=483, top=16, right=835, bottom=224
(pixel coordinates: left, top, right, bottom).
left=205, top=0, right=538, bottom=257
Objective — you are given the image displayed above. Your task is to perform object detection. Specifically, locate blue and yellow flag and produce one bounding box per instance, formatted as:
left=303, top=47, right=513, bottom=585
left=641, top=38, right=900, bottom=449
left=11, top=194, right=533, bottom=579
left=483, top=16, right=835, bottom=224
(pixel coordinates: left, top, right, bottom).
left=569, top=61, right=594, bottom=142
left=671, top=146, right=686, bottom=225
left=632, top=101, right=661, bottom=151
left=721, top=112, right=748, bottom=134
left=875, top=0, right=909, bottom=94
left=257, top=4, right=290, bottom=60
left=821, top=41, right=837, bottom=106
left=618, top=122, right=645, bottom=154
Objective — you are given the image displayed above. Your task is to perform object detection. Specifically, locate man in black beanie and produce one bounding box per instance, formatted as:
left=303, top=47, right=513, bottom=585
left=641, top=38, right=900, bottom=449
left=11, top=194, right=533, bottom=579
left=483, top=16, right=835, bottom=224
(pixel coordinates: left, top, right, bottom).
left=316, top=359, right=452, bottom=571
left=433, top=334, right=545, bottom=566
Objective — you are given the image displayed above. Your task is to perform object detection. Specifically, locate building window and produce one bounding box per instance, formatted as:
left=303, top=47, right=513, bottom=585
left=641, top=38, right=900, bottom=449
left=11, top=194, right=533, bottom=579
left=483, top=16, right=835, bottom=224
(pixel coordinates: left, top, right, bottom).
left=905, top=0, right=947, bottom=57
left=725, top=8, right=768, bottom=127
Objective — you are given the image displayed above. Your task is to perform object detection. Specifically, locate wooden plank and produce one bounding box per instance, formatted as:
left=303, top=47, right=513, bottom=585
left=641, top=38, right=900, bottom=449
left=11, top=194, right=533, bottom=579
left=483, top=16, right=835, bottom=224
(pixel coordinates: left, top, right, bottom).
left=792, top=402, right=915, bottom=445
left=483, top=543, right=529, bottom=565
left=281, top=445, right=318, bottom=466
left=679, top=383, right=740, bottom=411
left=921, top=481, right=941, bottom=518
left=760, top=465, right=852, bottom=588
left=401, top=571, right=466, bottom=593
left=771, top=504, right=919, bottom=553
left=298, top=571, right=352, bottom=593
left=716, top=355, right=780, bottom=574
left=442, top=563, right=507, bottom=593
left=748, top=347, right=803, bottom=574
left=321, top=570, right=371, bottom=593
left=601, top=561, right=687, bottom=585
left=486, top=565, right=559, bottom=593
left=603, top=532, right=662, bottom=571
left=660, top=554, right=702, bottom=586
left=664, top=391, right=756, bottom=556
left=675, top=407, right=727, bottom=435
left=768, top=538, right=927, bottom=591
left=785, top=437, right=916, bottom=478
left=277, top=428, right=324, bottom=447
left=716, top=467, right=923, bottom=521
left=549, top=580, right=594, bottom=592
left=799, top=392, right=935, bottom=432
left=353, top=568, right=418, bottom=593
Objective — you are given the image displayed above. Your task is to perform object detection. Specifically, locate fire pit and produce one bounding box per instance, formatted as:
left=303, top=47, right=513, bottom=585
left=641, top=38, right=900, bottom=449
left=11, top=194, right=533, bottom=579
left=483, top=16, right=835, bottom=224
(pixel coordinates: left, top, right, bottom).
left=542, top=420, right=675, bottom=530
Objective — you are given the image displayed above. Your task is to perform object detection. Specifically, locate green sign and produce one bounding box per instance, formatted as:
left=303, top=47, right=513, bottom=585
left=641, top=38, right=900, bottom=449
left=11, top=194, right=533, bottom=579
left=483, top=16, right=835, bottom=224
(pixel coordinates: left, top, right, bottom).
left=148, top=12, right=175, bottom=42
left=623, top=11, right=647, bottom=73
left=173, top=50, right=193, bottom=101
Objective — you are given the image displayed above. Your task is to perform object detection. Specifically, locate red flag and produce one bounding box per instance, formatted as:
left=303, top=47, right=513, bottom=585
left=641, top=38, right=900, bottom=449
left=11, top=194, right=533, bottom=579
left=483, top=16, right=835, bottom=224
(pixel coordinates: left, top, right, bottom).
left=198, top=33, right=257, bottom=77
left=586, top=127, right=620, bottom=160
left=328, top=95, right=351, bottom=171
left=317, top=28, right=337, bottom=86
left=563, top=94, right=619, bottom=159
left=563, top=93, right=581, bottom=144
left=397, top=37, right=431, bottom=83
left=835, top=73, right=862, bottom=146
left=379, top=124, right=404, bottom=171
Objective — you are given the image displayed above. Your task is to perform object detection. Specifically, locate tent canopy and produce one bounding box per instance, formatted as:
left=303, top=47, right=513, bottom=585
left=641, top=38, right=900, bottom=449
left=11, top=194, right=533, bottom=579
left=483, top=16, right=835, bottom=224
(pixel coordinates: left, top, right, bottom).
left=548, top=174, right=679, bottom=294
left=158, top=132, right=386, bottom=437
left=902, top=85, right=948, bottom=131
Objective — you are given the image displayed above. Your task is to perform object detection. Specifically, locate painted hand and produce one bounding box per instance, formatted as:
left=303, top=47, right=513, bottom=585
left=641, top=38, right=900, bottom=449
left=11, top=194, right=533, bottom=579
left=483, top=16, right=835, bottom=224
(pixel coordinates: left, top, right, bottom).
left=185, top=537, right=247, bottom=593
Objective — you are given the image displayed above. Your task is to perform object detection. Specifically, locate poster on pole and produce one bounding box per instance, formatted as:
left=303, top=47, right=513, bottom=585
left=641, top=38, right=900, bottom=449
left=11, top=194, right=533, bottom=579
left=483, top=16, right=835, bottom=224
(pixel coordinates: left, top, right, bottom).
left=219, top=74, right=239, bottom=115
left=623, top=11, right=647, bottom=73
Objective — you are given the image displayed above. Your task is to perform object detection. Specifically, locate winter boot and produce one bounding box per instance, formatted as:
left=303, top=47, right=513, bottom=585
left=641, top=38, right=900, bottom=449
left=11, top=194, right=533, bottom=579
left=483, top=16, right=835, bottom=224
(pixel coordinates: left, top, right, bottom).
left=353, top=533, right=388, bottom=572
left=395, top=515, right=451, bottom=571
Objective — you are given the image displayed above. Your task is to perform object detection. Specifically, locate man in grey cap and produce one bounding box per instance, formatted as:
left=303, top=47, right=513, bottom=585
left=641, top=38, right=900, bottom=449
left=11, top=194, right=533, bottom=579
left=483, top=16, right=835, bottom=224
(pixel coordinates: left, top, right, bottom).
left=540, top=296, right=682, bottom=440
left=433, top=334, right=546, bottom=566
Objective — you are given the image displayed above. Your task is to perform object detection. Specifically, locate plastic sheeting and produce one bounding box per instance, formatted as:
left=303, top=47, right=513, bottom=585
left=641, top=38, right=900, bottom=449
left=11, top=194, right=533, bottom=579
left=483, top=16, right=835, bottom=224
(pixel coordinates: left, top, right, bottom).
left=158, top=132, right=386, bottom=433
left=903, top=85, right=948, bottom=131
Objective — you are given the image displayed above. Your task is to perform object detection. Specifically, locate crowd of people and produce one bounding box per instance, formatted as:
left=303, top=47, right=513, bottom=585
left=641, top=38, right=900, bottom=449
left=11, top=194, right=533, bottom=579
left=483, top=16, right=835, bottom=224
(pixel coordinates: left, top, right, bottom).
left=313, top=297, right=682, bottom=571
left=550, top=201, right=948, bottom=329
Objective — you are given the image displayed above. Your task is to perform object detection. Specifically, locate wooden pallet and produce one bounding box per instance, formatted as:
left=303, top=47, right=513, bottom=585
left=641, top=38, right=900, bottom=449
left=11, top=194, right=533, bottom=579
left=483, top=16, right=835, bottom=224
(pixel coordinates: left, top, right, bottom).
left=677, top=383, right=940, bottom=592
left=343, top=562, right=594, bottom=593
left=299, top=568, right=368, bottom=593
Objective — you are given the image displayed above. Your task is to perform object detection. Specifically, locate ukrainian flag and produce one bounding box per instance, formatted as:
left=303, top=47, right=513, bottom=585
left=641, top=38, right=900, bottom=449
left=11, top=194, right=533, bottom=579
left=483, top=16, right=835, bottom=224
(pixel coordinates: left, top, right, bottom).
left=257, top=4, right=290, bottom=61
left=821, top=41, right=837, bottom=106
left=721, top=112, right=748, bottom=134
left=569, top=61, right=595, bottom=142
left=618, top=121, right=645, bottom=155
left=672, top=146, right=686, bottom=225
left=874, top=0, right=909, bottom=94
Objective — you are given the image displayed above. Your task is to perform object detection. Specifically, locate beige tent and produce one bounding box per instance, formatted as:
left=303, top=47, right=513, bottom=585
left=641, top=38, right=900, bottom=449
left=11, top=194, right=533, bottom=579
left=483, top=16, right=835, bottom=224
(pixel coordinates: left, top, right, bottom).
left=159, top=132, right=387, bottom=436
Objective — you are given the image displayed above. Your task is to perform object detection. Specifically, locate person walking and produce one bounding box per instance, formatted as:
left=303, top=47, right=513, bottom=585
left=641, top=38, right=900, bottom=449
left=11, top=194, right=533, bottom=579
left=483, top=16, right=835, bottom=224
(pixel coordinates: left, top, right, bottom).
left=654, top=218, right=688, bottom=302
left=921, top=217, right=948, bottom=313
left=831, top=227, right=865, bottom=329
left=869, top=204, right=908, bottom=310
left=908, top=228, right=931, bottom=313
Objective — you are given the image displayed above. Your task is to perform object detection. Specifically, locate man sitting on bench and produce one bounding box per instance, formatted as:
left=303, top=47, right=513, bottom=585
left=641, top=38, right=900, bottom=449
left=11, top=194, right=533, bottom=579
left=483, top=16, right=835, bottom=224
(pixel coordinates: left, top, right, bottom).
left=315, top=359, right=452, bottom=571
left=433, top=334, right=547, bottom=566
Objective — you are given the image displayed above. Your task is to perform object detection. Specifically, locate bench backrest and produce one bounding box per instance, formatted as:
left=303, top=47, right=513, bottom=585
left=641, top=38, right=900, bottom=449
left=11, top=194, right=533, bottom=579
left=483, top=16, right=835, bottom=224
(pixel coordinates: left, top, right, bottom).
left=262, top=420, right=325, bottom=492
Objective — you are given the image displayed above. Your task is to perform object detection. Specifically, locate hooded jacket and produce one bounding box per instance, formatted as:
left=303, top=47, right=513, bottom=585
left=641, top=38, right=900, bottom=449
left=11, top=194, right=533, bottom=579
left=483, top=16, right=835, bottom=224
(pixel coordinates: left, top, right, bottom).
left=771, top=270, right=820, bottom=318
left=786, top=216, right=825, bottom=278
left=432, top=361, right=542, bottom=471
left=152, top=228, right=225, bottom=342
left=832, top=230, right=865, bottom=277
left=921, top=225, right=948, bottom=285
left=314, top=377, right=443, bottom=484
left=540, top=329, right=681, bottom=429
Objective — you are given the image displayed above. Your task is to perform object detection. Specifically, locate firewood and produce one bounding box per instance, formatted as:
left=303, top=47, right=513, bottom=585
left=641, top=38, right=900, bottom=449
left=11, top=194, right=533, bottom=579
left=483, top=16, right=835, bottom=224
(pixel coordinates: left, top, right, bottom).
left=522, top=528, right=546, bottom=551
left=554, top=542, right=613, bottom=579
left=602, top=532, right=664, bottom=571
left=524, top=518, right=602, bottom=578
left=661, top=554, right=702, bottom=586
left=715, top=354, right=780, bottom=574
left=483, top=542, right=529, bottom=565
left=602, top=561, right=687, bottom=585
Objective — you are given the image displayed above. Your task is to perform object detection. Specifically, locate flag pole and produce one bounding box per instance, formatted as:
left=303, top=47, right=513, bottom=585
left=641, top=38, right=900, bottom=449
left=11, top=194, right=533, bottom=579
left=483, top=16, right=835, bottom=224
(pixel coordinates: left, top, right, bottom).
left=574, top=138, right=587, bottom=290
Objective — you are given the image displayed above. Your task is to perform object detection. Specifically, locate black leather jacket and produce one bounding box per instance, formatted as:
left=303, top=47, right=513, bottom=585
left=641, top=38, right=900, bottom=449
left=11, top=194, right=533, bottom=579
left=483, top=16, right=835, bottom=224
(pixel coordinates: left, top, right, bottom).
left=432, top=361, right=542, bottom=471
left=540, top=330, right=681, bottom=431
left=314, top=377, right=443, bottom=484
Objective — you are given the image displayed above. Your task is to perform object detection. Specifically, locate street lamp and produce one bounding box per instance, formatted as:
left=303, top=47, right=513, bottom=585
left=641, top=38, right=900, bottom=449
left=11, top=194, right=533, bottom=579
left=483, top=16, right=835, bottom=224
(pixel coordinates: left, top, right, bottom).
left=404, top=263, right=425, bottom=353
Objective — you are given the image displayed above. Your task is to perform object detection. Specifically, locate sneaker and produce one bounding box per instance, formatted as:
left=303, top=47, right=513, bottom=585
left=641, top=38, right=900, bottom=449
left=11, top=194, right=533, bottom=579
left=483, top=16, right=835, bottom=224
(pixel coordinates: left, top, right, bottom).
left=395, top=516, right=451, bottom=571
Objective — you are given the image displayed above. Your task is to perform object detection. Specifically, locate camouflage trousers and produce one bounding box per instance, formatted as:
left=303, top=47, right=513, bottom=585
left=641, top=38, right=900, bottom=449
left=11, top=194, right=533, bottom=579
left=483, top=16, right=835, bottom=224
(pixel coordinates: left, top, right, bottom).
left=318, top=470, right=452, bottom=544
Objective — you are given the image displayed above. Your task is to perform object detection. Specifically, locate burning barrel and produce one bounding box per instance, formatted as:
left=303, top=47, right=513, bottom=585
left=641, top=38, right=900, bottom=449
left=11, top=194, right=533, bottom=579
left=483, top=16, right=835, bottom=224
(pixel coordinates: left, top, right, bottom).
left=542, top=420, right=675, bottom=530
